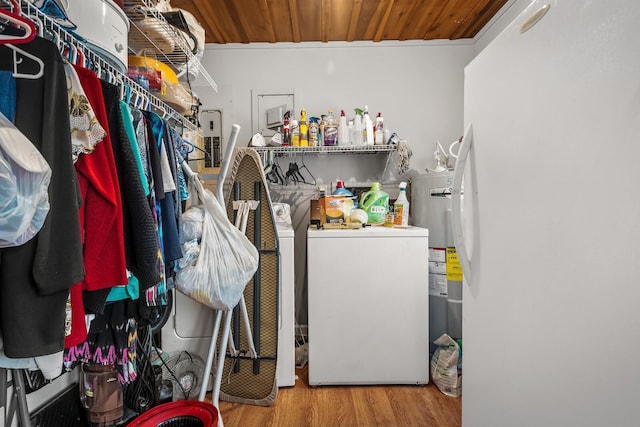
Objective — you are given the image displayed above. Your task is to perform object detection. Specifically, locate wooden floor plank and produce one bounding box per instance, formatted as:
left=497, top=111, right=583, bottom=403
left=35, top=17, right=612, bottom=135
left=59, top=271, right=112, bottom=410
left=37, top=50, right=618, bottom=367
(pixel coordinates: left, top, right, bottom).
left=213, top=366, right=461, bottom=426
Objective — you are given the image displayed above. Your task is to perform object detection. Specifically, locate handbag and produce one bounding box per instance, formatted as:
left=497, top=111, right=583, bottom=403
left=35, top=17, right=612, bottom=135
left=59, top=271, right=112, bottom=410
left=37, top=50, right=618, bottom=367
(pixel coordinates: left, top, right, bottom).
left=175, top=176, right=259, bottom=311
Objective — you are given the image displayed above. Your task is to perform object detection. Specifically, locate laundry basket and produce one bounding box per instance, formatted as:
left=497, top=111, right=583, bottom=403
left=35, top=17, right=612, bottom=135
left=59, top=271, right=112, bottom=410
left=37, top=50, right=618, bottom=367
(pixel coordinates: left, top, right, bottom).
left=127, top=400, right=218, bottom=427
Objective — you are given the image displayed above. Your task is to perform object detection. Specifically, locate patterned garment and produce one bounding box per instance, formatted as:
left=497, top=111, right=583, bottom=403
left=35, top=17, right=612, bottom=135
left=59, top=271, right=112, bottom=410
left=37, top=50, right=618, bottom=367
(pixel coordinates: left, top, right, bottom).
left=63, top=304, right=138, bottom=384
left=64, top=62, right=106, bottom=163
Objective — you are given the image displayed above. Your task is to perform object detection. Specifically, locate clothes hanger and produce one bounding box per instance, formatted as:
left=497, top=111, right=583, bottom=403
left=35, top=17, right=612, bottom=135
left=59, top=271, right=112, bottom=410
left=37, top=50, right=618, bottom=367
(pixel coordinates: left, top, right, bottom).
left=0, top=0, right=36, bottom=45
left=0, top=2, right=44, bottom=79
left=297, top=152, right=316, bottom=185
left=6, top=44, right=44, bottom=79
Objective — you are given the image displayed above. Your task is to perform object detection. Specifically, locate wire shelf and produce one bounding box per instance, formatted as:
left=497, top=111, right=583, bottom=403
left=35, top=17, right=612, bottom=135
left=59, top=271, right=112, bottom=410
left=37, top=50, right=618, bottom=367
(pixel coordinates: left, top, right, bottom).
left=123, top=0, right=217, bottom=91
left=253, top=145, right=398, bottom=155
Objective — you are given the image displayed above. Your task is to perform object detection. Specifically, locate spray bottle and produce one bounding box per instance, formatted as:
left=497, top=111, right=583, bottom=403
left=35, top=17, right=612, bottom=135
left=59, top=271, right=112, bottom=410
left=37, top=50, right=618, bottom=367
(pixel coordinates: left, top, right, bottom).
left=282, top=110, right=291, bottom=146
left=299, top=108, right=309, bottom=146
left=393, top=181, right=410, bottom=227
left=363, top=105, right=374, bottom=145
left=353, top=108, right=364, bottom=146
left=338, top=109, right=349, bottom=146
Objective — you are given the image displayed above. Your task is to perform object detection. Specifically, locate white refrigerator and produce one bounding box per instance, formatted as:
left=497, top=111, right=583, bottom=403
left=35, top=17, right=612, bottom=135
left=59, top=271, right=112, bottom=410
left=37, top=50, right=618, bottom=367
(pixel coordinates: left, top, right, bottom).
left=454, top=1, right=640, bottom=426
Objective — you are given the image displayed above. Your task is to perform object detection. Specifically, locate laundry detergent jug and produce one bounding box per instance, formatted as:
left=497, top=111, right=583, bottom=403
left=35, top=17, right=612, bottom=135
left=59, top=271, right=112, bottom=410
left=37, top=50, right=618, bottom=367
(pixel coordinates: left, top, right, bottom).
left=359, top=182, right=389, bottom=225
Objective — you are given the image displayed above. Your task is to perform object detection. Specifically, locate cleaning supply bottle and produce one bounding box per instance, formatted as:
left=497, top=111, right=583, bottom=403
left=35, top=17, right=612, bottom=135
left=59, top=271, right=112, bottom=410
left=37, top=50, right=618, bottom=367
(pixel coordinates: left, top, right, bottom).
left=332, top=180, right=357, bottom=208
left=309, top=117, right=320, bottom=146
left=282, top=110, right=291, bottom=146
left=394, top=181, right=410, bottom=227
left=338, top=109, right=349, bottom=146
left=291, top=119, right=300, bottom=146
left=359, top=182, right=389, bottom=225
left=323, top=109, right=338, bottom=146
left=353, top=108, right=364, bottom=146
left=374, top=112, right=385, bottom=145
left=299, top=108, right=309, bottom=146
left=363, top=105, right=374, bottom=145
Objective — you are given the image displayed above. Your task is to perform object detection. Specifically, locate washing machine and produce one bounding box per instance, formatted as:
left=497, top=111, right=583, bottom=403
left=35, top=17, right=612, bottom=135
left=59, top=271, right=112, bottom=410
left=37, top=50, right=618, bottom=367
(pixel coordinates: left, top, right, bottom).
left=161, top=211, right=296, bottom=388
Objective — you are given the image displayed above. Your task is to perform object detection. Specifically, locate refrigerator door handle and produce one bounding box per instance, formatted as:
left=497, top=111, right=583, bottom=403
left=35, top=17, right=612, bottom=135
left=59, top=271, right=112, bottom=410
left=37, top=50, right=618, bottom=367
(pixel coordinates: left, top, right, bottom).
left=452, top=122, right=473, bottom=281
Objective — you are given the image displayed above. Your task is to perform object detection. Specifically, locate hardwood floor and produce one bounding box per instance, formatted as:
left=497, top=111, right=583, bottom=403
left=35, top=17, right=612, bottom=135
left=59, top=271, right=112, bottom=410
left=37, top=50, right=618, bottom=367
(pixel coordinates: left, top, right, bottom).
left=213, top=366, right=461, bottom=426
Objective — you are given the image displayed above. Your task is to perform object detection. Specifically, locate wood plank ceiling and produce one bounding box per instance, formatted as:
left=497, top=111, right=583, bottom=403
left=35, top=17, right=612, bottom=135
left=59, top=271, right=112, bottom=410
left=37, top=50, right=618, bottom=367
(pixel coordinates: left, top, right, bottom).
left=169, top=0, right=509, bottom=44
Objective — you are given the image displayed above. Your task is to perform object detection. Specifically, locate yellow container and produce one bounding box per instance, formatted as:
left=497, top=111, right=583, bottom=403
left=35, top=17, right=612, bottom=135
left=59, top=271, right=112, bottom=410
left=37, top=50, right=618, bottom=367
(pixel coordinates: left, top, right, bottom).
left=128, top=55, right=178, bottom=84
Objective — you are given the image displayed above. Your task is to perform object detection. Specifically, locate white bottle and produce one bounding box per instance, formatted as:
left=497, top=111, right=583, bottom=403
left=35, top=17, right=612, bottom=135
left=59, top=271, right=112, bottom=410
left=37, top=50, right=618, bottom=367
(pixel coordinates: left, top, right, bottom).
left=394, top=181, right=410, bottom=227
left=374, top=112, right=385, bottom=145
left=338, top=109, right=350, bottom=146
left=353, top=111, right=364, bottom=146
left=363, top=106, right=374, bottom=145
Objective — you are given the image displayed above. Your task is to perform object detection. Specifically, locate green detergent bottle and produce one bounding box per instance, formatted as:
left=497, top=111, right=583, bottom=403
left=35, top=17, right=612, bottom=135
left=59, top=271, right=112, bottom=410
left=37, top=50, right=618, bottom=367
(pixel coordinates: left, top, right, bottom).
left=359, top=182, right=389, bottom=225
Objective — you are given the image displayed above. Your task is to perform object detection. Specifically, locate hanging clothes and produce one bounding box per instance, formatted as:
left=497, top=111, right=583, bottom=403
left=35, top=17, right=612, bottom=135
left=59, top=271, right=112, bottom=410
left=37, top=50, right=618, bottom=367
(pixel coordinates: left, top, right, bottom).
left=172, top=126, right=191, bottom=203
left=63, top=63, right=109, bottom=348
left=101, top=80, right=162, bottom=291
left=0, top=37, right=84, bottom=358
left=65, top=62, right=106, bottom=163
left=0, top=71, right=16, bottom=122
left=73, top=64, right=127, bottom=292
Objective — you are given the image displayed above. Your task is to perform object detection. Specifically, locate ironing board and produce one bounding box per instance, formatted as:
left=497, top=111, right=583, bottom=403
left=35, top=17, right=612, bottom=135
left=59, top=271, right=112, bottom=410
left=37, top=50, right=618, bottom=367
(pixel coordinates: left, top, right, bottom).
left=218, top=148, right=279, bottom=407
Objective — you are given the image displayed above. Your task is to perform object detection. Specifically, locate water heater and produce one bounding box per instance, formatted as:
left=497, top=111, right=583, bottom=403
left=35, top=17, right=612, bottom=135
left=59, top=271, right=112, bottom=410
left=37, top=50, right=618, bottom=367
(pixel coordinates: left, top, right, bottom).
left=411, top=171, right=462, bottom=355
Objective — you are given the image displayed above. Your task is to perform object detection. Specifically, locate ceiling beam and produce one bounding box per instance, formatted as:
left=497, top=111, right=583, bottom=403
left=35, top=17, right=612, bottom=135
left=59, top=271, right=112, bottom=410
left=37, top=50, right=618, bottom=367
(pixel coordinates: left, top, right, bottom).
left=364, top=0, right=392, bottom=40
left=456, top=0, right=508, bottom=39
left=192, top=0, right=227, bottom=43
left=288, top=0, right=302, bottom=42
left=228, top=0, right=252, bottom=43
left=321, top=0, right=331, bottom=43
left=346, top=0, right=362, bottom=42
left=258, top=0, right=278, bottom=42
left=373, top=0, right=395, bottom=42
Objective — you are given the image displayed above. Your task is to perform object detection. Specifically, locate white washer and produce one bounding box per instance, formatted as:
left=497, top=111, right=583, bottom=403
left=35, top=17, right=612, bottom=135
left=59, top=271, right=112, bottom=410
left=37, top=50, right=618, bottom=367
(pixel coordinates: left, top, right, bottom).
left=161, top=222, right=296, bottom=388
left=307, top=226, right=429, bottom=386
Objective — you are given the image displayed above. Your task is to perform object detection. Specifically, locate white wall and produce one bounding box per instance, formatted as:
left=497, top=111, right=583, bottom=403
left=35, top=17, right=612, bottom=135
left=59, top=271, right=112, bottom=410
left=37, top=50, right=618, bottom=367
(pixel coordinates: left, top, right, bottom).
left=195, top=40, right=474, bottom=174
left=186, top=1, right=528, bottom=324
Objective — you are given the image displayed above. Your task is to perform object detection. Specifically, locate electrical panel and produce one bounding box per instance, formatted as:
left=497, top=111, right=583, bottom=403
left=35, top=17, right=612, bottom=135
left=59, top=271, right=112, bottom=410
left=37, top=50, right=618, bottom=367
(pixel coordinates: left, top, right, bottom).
left=200, top=109, right=222, bottom=169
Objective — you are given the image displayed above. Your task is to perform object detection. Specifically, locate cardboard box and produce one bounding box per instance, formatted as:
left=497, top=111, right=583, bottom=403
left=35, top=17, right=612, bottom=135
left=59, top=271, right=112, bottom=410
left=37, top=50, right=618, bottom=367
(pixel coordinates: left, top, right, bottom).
left=319, top=195, right=354, bottom=225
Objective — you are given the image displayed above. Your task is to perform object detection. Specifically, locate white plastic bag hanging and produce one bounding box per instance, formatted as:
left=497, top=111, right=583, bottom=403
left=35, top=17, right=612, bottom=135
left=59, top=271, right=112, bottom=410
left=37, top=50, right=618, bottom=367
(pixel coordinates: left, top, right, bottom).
left=0, top=112, right=51, bottom=248
left=175, top=176, right=259, bottom=311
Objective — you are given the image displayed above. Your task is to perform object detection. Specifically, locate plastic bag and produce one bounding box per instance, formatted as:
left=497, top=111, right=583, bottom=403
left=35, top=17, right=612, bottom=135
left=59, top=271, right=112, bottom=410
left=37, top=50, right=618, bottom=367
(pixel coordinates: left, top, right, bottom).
left=430, top=334, right=462, bottom=398
left=181, top=206, right=204, bottom=242
left=175, top=177, right=259, bottom=311
left=0, top=112, right=51, bottom=248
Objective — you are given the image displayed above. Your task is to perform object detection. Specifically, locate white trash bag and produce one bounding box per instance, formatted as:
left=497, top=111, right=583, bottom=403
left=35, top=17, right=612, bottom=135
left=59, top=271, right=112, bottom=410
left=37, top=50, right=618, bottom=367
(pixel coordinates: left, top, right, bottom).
left=0, top=112, right=51, bottom=248
left=430, top=334, right=462, bottom=398
left=175, top=176, right=259, bottom=311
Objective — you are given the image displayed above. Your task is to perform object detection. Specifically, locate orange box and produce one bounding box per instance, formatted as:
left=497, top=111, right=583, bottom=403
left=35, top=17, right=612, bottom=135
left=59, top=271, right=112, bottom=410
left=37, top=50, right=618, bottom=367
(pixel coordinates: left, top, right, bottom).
left=319, top=195, right=354, bottom=225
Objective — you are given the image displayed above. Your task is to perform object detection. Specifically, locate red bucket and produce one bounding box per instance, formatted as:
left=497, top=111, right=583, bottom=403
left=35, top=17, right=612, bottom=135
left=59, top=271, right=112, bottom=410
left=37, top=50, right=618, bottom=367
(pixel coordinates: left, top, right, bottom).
left=127, top=400, right=218, bottom=427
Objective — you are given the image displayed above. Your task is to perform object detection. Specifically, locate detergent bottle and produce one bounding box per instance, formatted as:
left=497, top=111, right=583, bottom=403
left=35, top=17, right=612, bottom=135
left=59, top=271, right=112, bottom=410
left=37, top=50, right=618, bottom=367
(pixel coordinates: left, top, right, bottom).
left=332, top=180, right=358, bottom=209
left=359, top=182, right=389, bottom=225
